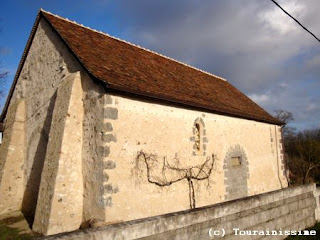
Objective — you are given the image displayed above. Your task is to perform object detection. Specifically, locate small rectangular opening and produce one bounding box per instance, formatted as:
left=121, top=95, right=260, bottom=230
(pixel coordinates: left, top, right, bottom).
left=231, top=156, right=241, bottom=166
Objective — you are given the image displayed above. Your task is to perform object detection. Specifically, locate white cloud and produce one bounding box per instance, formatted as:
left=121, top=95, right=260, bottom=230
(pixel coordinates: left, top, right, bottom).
left=279, top=82, right=288, bottom=89
left=305, top=103, right=319, bottom=113
left=249, top=93, right=273, bottom=105
left=106, top=0, right=320, bottom=129
left=260, top=0, right=305, bottom=35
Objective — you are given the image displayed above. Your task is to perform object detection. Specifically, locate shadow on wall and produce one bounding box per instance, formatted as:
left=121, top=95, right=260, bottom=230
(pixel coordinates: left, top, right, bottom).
left=21, top=93, right=57, bottom=226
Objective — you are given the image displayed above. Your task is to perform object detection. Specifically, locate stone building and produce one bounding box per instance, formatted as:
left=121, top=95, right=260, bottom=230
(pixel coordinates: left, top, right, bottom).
left=0, top=10, right=287, bottom=236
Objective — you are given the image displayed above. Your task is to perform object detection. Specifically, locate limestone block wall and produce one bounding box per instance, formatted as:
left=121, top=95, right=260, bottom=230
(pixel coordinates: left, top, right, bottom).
left=33, top=72, right=84, bottom=235
left=40, top=184, right=317, bottom=240
left=97, top=93, right=288, bottom=224
left=81, top=74, right=113, bottom=222
left=314, top=187, right=320, bottom=221
left=224, top=144, right=249, bottom=200
left=0, top=17, right=82, bottom=222
left=0, top=99, right=26, bottom=215
left=19, top=18, right=82, bottom=220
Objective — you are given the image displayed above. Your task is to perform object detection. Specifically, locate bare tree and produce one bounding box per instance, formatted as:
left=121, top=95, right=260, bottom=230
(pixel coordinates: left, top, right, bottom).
left=0, top=21, right=9, bottom=98
left=286, top=130, right=320, bottom=184
left=0, top=71, right=7, bottom=79
left=0, top=67, right=8, bottom=102
left=274, top=110, right=296, bottom=138
left=134, top=151, right=215, bottom=209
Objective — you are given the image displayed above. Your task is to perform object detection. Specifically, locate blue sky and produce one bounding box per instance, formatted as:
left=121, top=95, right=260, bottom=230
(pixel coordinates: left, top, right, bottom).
left=1, top=0, right=320, bottom=130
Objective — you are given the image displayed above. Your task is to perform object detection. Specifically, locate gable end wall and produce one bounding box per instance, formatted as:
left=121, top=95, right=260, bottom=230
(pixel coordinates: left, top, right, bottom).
left=0, top=17, right=83, bottom=224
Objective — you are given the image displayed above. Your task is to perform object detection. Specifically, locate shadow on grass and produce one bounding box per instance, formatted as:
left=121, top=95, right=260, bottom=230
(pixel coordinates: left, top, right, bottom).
left=0, top=225, right=34, bottom=240
left=285, top=222, right=320, bottom=240
left=0, top=216, right=37, bottom=240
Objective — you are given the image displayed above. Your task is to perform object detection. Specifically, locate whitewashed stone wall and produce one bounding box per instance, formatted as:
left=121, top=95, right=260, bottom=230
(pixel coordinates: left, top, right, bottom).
left=100, top=93, right=288, bottom=224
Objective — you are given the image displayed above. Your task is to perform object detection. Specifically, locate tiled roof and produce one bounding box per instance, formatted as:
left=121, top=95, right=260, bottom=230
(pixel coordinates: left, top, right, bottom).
left=1, top=10, right=282, bottom=125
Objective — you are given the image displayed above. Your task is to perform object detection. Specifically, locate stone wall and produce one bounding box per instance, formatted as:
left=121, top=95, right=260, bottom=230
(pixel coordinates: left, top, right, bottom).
left=224, top=144, right=249, bottom=200
left=0, top=99, right=26, bottom=215
left=32, top=72, right=84, bottom=235
left=314, top=186, right=320, bottom=221
left=81, top=74, right=112, bottom=222
left=98, top=93, right=288, bottom=224
left=20, top=18, right=82, bottom=221
left=0, top=17, right=82, bottom=220
left=40, top=184, right=317, bottom=240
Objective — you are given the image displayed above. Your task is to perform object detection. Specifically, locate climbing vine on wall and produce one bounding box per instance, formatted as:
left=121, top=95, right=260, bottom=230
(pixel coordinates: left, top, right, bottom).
left=134, top=151, right=215, bottom=209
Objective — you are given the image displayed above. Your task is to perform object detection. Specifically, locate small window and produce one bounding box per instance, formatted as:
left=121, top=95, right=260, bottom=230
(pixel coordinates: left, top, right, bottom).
left=195, top=123, right=201, bottom=151
left=191, top=117, right=206, bottom=156
left=231, top=156, right=241, bottom=166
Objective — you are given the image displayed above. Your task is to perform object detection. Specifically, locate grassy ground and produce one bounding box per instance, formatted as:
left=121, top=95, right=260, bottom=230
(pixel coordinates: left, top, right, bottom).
left=285, top=222, right=320, bottom=239
left=0, top=225, right=34, bottom=240
left=0, top=212, right=37, bottom=240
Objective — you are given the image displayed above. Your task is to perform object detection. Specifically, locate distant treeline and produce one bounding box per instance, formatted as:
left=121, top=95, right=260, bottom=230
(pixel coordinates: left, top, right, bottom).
left=275, top=110, right=320, bottom=185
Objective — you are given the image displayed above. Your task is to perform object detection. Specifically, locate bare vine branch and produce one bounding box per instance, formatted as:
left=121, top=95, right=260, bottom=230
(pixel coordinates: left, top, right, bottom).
left=135, top=151, right=215, bottom=209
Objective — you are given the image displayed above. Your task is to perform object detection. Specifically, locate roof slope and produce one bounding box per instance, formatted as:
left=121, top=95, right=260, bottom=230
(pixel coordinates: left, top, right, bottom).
left=1, top=10, right=282, bottom=125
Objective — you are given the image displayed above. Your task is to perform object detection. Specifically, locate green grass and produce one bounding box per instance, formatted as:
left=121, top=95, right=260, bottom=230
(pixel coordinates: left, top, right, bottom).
left=0, top=216, right=36, bottom=240
left=0, top=225, right=34, bottom=240
left=285, top=222, right=320, bottom=239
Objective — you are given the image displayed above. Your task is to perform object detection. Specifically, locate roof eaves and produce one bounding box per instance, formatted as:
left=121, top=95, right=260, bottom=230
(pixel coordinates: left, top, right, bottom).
left=107, top=84, right=284, bottom=126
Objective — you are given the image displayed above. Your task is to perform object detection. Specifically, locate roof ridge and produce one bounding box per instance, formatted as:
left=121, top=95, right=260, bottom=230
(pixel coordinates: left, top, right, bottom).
left=40, top=9, right=227, bottom=82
